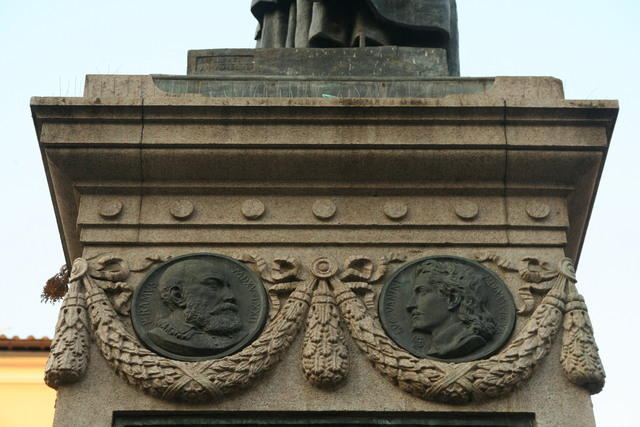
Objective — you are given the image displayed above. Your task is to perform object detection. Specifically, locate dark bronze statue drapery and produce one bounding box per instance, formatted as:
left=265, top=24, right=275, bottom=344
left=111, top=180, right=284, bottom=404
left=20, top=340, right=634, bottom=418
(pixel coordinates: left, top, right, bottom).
left=251, top=0, right=459, bottom=75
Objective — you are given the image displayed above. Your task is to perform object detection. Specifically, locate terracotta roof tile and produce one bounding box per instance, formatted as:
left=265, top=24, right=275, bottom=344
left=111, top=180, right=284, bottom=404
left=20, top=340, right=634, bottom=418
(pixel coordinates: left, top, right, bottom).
left=0, top=335, right=51, bottom=351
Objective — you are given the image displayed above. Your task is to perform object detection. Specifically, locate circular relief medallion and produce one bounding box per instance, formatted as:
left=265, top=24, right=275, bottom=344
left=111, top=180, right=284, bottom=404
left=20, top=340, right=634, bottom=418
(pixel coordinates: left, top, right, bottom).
left=132, top=253, right=268, bottom=361
left=379, top=256, right=516, bottom=363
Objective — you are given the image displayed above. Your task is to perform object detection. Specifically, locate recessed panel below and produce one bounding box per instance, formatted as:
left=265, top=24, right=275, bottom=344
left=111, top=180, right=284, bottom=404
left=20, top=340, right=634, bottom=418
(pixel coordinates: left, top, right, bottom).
left=113, top=411, right=535, bottom=427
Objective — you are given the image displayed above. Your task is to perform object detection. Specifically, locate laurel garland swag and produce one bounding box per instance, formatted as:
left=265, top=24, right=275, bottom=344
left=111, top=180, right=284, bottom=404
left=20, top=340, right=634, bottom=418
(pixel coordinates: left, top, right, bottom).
left=45, top=253, right=604, bottom=403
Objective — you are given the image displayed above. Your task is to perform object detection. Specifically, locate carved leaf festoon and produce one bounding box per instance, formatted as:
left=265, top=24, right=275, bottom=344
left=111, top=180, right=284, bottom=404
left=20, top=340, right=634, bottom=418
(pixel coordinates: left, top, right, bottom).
left=476, top=255, right=605, bottom=395
left=332, top=256, right=604, bottom=403
left=45, top=254, right=313, bottom=402
left=45, top=252, right=604, bottom=403
left=474, top=253, right=558, bottom=316
left=302, top=278, right=349, bottom=388
left=560, top=269, right=606, bottom=394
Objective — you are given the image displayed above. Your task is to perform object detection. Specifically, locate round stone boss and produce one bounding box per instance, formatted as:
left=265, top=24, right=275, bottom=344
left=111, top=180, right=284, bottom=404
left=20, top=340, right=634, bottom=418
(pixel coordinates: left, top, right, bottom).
left=132, top=253, right=269, bottom=362
left=379, top=256, right=516, bottom=363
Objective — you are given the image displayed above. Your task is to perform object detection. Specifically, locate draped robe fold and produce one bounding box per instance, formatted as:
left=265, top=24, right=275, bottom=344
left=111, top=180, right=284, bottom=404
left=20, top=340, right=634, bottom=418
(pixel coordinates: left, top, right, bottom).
left=251, top=0, right=458, bottom=75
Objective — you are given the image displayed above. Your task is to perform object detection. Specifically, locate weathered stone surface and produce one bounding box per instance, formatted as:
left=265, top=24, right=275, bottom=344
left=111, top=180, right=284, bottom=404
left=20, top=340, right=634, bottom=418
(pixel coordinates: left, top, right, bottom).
left=154, top=74, right=490, bottom=99
left=81, top=75, right=568, bottom=100
left=188, top=47, right=450, bottom=77
left=32, top=76, right=615, bottom=427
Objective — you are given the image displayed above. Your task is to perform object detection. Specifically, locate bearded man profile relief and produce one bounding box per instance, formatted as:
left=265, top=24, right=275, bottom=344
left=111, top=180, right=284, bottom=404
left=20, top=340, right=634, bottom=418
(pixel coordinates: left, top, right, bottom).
left=148, top=260, right=245, bottom=357
left=406, top=260, right=497, bottom=359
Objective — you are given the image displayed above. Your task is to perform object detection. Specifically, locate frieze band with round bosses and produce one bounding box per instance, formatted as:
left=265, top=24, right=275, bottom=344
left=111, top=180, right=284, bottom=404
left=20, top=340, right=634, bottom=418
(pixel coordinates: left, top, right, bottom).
left=44, top=252, right=604, bottom=404
left=90, top=198, right=569, bottom=230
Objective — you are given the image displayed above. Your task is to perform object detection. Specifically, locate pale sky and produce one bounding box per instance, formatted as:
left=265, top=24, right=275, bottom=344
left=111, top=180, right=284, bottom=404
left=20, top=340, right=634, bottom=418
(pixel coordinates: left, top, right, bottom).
left=1, top=1, right=639, bottom=426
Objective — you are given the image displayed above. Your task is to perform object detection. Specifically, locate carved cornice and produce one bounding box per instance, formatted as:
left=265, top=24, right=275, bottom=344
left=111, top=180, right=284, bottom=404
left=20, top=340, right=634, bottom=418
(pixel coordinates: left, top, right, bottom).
left=32, top=83, right=616, bottom=264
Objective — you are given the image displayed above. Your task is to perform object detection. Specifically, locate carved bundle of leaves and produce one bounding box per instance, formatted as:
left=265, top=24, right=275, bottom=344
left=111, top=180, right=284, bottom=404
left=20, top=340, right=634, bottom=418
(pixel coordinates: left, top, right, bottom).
left=561, top=283, right=605, bottom=394
left=44, top=281, right=90, bottom=388
left=302, top=279, right=349, bottom=388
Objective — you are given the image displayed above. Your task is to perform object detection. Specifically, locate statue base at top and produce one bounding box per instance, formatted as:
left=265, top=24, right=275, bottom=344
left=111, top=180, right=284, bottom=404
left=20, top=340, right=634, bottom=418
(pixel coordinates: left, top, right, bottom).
left=92, top=46, right=489, bottom=100
left=187, top=47, right=452, bottom=78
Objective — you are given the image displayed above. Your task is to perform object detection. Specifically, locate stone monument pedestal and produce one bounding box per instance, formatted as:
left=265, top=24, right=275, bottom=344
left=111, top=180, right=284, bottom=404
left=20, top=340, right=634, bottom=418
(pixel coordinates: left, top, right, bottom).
left=32, top=61, right=616, bottom=426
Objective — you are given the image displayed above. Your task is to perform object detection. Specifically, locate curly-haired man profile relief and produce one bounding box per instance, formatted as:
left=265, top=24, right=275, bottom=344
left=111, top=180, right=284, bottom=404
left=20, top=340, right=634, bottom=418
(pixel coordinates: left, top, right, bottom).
left=406, top=260, right=497, bottom=359
left=148, top=260, right=245, bottom=357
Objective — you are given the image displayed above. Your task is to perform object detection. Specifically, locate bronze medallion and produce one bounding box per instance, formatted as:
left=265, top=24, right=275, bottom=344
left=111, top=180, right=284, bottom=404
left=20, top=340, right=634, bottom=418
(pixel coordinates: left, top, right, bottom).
left=379, top=256, right=516, bottom=363
left=132, top=253, right=268, bottom=361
